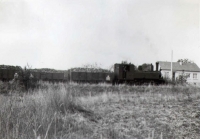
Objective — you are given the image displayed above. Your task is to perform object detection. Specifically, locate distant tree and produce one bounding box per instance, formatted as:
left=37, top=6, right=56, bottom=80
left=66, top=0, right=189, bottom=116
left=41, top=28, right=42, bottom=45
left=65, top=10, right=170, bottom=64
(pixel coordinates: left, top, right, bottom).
left=17, top=64, right=36, bottom=91
left=121, top=61, right=128, bottom=64
left=175, top=71, right=190, bottom=85
left=108, top=65, right=114, bottom=72
left=121, top=61, right=134, bottom=65
left=138, top=66, right=142, bottom=71
left=177, top=59, right=194, bottom=63
left=138, top=63, right=153, bottom=71
left=82, top=62, right=101, bottom=69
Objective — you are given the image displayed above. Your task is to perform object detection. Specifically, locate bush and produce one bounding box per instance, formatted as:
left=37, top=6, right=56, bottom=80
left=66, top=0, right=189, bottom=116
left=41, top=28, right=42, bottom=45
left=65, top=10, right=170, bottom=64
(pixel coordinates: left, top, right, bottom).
left=15, top=65, right=37, bottom=91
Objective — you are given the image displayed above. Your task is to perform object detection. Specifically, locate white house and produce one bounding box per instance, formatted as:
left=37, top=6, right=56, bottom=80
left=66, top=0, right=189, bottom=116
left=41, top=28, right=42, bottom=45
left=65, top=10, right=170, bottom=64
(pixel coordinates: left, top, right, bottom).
left=156, top=61, right=200, bottom=85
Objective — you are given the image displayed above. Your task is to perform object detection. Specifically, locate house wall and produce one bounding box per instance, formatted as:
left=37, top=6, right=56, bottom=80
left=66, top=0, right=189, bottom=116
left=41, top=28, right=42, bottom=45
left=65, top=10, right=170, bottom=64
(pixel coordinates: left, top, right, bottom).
left=175, top=71, right=200, bottom=85
left=160, top=70, right=172, bottom=79
left=160, top=70, right=200, bottom=85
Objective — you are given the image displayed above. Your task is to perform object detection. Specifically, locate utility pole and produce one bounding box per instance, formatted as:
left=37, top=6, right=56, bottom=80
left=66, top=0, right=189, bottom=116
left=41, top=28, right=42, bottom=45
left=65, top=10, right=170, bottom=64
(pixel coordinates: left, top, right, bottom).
left=70, top=68, right=71, bottom=83
left=171, top=50, right=173, bottom=80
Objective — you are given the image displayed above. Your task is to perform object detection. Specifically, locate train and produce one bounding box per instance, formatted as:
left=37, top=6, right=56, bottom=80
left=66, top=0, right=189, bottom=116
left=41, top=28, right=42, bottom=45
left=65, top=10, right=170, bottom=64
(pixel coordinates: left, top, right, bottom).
left=0, top=63, right=165, bottom=85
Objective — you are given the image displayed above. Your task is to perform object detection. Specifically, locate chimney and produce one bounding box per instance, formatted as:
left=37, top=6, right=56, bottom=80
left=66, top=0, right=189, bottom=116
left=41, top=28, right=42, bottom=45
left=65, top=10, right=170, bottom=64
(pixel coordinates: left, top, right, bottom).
left=156, top=62, right=159, bottom=71
left=179, top=61, right=183, bottom=65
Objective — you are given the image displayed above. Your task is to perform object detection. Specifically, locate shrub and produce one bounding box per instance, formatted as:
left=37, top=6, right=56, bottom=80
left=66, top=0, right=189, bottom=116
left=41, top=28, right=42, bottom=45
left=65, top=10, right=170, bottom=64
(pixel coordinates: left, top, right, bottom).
left=16, top=65, right=37, bottom=91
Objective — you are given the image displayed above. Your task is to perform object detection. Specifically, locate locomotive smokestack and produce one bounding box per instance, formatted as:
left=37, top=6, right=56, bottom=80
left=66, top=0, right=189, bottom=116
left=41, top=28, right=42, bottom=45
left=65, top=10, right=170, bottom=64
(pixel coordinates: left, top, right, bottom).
left=151, top=64, right=153, bottom=71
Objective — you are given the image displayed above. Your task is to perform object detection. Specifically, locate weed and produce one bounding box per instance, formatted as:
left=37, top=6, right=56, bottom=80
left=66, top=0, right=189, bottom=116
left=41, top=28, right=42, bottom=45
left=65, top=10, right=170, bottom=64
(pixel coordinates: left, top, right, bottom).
left=0, top=82, right=200, bottom=138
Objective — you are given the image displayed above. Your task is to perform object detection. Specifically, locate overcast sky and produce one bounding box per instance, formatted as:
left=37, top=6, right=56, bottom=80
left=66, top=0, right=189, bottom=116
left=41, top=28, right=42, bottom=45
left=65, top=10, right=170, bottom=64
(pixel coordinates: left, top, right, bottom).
left=0, top=0, right=199, bottom=70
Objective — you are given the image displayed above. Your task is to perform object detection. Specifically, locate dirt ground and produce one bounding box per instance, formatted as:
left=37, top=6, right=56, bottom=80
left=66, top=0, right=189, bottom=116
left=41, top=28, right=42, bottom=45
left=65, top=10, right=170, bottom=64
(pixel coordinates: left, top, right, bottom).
left=79, top=91, right=200, bottom=139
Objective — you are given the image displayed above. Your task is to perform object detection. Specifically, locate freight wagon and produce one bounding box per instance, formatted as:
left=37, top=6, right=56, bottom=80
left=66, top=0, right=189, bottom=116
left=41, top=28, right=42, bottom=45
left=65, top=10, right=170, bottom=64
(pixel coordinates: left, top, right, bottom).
left=31, top=72, right=64, bottom=81
left=66, top=71, right=114, bottom=83
left=0, top=69, right=16, bottom=81
left=0, top=68, right=65, bottom=82
left=0, top=65, right=21, bottom=81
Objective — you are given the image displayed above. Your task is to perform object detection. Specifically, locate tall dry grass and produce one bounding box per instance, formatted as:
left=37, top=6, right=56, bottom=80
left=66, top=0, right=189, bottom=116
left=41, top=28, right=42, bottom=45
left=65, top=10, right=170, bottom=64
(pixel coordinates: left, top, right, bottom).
left=0, top=82, right=200, bottom=139
left=0, top=82, right=96, bottom=139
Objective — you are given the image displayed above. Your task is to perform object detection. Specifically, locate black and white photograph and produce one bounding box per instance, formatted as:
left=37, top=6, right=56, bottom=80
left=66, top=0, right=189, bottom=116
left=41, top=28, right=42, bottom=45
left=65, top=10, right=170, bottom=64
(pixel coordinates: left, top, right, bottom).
left=0, top=0, right=200, bottom=138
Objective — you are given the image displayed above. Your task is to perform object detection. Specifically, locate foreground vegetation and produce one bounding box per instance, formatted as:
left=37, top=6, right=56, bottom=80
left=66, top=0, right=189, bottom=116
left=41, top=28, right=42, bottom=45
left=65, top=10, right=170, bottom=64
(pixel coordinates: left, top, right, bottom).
left=0, top=81, right=200, bottom=139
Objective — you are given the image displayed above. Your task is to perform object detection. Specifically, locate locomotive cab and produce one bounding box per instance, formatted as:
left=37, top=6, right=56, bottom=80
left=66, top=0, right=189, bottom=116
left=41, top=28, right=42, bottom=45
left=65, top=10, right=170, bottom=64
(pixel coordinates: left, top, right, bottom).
left=113, top=64, right=136, bottom=84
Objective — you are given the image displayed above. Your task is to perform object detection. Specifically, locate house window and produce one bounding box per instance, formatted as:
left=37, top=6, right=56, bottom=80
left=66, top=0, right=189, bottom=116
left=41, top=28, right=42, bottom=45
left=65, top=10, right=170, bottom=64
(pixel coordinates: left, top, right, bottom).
left=193, top=73, right=197, bottom=79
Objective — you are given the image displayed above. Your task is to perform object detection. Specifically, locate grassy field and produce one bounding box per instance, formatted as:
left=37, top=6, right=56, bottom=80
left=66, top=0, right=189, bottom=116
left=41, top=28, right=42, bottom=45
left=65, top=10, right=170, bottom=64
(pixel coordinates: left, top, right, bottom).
left=0, top=82, right=200, bottom=139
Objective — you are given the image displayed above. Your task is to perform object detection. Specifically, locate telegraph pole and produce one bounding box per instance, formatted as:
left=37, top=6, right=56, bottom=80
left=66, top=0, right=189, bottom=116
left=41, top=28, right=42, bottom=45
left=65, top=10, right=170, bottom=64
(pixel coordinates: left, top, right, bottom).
left=171, top=50, right=173, bottom=80
left=70, top=68, right=71, bottom=83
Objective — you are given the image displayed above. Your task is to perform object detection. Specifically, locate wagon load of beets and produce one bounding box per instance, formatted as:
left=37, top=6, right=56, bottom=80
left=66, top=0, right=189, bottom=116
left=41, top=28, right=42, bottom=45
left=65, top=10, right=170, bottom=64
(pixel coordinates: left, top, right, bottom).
left=0, top=65, right=21, bottom=70
left=69, top=67, right=112, bottom=73
left=31, top=68, right=66, bottom=73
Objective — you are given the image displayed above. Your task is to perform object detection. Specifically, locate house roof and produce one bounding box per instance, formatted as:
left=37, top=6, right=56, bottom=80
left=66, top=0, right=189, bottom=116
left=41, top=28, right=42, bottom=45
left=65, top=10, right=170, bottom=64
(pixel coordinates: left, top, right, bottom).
left=157, top=61, right=200, bottom=72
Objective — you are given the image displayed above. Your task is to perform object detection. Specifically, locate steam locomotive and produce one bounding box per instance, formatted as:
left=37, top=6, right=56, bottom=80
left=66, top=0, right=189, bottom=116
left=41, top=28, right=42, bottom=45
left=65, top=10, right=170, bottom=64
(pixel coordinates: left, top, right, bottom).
left=112, top=63, right=165, bottom=85
left=0, top=63, right=165, bottom=85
